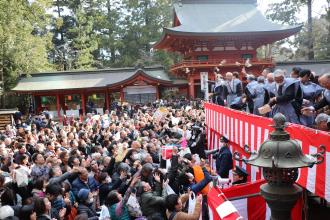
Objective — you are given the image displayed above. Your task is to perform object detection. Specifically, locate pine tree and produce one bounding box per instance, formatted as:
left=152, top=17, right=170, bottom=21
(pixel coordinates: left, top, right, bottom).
left=119, top=0, right=172, bottom=67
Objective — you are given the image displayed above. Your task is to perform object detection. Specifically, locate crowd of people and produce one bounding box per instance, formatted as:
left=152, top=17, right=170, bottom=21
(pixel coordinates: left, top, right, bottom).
left=0, top=99, right=246, bottom=220
left=210, top=68, right=330, bottom=131
left=2, top=67, right=327, bottom=220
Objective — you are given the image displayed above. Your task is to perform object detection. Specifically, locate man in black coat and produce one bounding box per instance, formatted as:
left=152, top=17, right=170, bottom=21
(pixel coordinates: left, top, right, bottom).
left=214, top=136, right=233, bottom=178
left=212, top=81, right=228, bottom=106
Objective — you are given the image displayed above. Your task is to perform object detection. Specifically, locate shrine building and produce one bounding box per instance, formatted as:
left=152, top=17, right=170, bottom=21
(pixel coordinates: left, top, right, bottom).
left=12, top=66, right=187, bottom=119
left=154, top=0, right=302, bottom=98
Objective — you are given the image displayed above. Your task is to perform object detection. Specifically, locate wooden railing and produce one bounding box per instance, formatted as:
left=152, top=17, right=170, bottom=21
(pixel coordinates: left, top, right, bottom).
left=171, top=58, right=274, bottom=72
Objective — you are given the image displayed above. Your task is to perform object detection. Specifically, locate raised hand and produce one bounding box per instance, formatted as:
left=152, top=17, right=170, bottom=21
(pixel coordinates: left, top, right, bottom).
left=130, top=175, right=141, bottom=187
left=153, top=172, right=161, bottom=183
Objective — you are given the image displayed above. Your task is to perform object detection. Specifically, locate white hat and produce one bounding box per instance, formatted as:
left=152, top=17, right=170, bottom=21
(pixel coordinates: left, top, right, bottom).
left=0, top=205, right=14, bottom=219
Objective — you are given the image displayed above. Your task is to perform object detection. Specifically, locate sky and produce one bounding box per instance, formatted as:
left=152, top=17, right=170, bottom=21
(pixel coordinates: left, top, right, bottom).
left=257, top=0, right=329, bottom=22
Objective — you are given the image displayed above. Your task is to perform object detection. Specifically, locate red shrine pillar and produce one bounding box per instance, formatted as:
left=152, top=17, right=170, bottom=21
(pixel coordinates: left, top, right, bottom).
left=156, top=85, right=160, bottom=100
left=35, top=95, right=41, bottom=113
left=81, top=93, right=86, bottom=116
left=56, top=94, right=62, bottom=123
left=105, top=89, right=110, bottom=111
left=189, top=77, right=195, bottom=99
left=120, top=88, right=124, bottom=103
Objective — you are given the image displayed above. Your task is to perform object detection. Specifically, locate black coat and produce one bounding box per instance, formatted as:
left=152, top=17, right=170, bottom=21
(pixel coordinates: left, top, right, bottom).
left=213, top=85, right=228, bottom=106
left=111, top=172, right=128, bottom=195
left=77, top=204, right=98, bottom=220
left=215, top=146, right=233, bottom=178
left=36, top=214, right=52, bottom=220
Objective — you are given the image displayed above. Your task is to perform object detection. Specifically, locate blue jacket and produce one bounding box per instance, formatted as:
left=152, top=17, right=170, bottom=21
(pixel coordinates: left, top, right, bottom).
left=215, top=146, right=233, bottom=178
left=72, top=176, right=99, bottom=199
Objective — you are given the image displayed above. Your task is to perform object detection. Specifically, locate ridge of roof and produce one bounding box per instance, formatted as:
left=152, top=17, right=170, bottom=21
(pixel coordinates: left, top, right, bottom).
left=25, top=65, right=165, bottom=77
left=12, top=66, right=173, bottom=92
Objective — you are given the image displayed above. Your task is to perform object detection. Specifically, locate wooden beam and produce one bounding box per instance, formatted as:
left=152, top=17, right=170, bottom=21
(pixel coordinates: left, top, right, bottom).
left=156, top=85, right=160, bottom=100
left=81, top=93, right=86, bottom=116
left=56, top=94, right=62, bottom=123
left=189, top=77, right=195, bottom=99
left=105, top=89, right=109, bottom=111
left=120, top=88, right=124, bottom=103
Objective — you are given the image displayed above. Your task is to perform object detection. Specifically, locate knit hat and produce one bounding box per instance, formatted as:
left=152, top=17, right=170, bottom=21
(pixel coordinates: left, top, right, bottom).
left=78, top=188, right=90, bottom=202
left=0, top=205, right=14, bottom=219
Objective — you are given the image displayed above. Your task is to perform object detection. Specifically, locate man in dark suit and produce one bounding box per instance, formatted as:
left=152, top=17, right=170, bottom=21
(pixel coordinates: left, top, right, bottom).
left=211, top=74, right=228, bottom=106
left=214, top=135, right=233, bottom=178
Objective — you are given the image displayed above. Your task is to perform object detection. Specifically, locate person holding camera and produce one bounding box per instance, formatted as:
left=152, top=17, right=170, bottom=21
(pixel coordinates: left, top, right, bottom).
left=213, top=135, right=233, bottom=178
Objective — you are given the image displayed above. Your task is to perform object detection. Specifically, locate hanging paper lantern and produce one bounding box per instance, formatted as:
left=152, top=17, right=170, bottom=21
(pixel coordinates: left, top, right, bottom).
left=67, top=95, right=72, bottom=101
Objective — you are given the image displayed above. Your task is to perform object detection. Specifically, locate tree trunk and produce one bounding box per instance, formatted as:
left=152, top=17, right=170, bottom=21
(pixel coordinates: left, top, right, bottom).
left=56, top=0, right=64, bottom=42
left=307, top=0, right=314, bottom=60
left=326, top=1, right=330, bottom=58
left=107, top=0, right=116, bottom=64
left=144, top=1, right=150, bottom=53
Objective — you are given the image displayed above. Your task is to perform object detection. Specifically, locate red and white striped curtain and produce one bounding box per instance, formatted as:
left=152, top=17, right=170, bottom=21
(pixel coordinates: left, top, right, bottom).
left=205, top=103, right=330, bottom=201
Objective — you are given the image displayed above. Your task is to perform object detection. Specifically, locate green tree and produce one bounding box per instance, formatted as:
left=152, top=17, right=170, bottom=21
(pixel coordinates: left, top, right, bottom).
left=295, top=17, right=330, bottom=60
left=49, top=0, right=99, bottom=70
left=49, top=0, right=76, bottom=70
left=324, top=0, right=330, bottom=59
left=64, top=0, right=99, bottom=69
left=119, top=0, right=172, bottom=67
left=93, top=0, right=122, bottom=67
left=0, top=0, right=53, bottom=91
left=266, top=0, right=315, bottom=60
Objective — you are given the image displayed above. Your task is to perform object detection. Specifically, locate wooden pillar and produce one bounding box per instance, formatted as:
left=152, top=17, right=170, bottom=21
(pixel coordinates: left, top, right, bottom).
left=56, top=94, right=62, bottom=123
left=120, top=88, right=124, bottom=103
left=35, top=95, right=41, bottom=114
left=105, top=89, right=109, bottom=111
left=189, top=77, right=195, bottom=99
left=81, top=93, right=86, bottom=116
left=156, top=85, right=160, bottom=100
left=60, top=94, right=65, bottom=112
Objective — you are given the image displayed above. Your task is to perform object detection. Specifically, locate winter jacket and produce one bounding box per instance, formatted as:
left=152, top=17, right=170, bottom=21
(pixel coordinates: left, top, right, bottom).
left=77, top=204, right=98, bottom=220
left=140, top=182, right=167, bottom=218
left=72, top=177, right=99, bottom=198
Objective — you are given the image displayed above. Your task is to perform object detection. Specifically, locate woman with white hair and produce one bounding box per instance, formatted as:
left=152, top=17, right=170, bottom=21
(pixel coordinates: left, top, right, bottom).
left=315, top=113, right=329, bottom=131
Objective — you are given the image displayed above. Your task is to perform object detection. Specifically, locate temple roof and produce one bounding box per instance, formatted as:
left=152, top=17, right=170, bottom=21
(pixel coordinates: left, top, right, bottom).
left=12, top=66, right=173, bottom=92
left=171, top=0, right=300, bottom=35
left=154, top=0, right=302, bottom=49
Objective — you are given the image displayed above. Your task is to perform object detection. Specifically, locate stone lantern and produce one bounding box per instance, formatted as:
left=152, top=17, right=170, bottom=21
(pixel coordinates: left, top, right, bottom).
left=234, top=113, right=325, bottom=220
